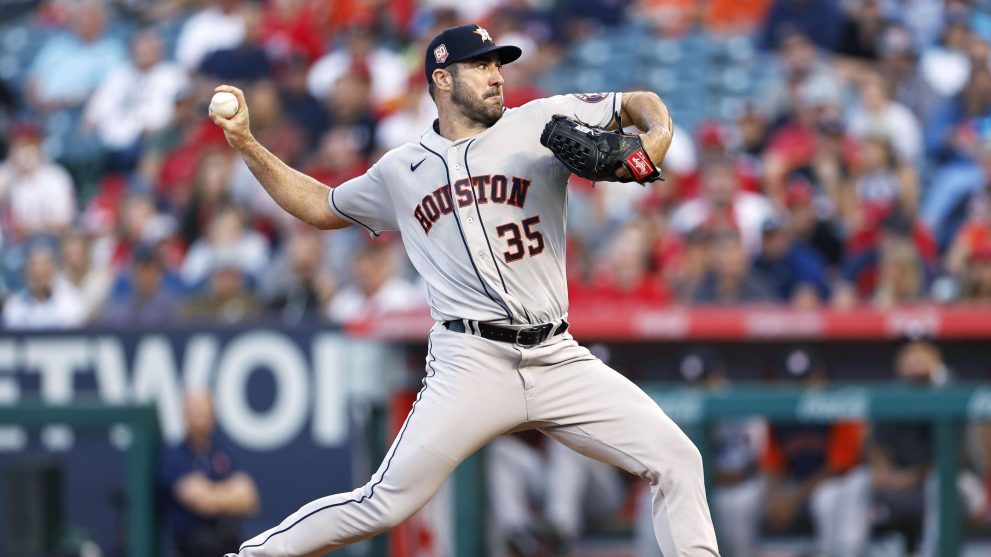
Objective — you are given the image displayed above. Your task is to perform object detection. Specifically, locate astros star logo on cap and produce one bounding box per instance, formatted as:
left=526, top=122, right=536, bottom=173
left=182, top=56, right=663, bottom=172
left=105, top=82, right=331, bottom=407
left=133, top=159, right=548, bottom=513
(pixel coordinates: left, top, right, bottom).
left=474, top=26, right=492, bottom=43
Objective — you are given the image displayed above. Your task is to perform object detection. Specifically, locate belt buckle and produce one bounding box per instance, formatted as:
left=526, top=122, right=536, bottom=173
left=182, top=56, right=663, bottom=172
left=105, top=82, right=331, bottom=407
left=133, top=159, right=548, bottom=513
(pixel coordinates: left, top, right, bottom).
left=516, top=324, right=548, bottom=346
left=514, top=327, right=530, bottom=345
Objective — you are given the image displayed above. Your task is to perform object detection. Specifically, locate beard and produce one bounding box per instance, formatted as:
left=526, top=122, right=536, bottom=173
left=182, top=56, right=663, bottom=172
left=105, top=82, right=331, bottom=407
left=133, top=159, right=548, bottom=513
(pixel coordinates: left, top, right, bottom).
left=451, top=77, right=504, bottom=127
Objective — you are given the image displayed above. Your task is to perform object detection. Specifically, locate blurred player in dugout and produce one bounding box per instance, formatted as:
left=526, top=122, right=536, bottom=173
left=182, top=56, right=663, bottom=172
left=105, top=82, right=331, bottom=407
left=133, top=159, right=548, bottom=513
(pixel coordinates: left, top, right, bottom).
left=158, top=390, right=260, bottom=557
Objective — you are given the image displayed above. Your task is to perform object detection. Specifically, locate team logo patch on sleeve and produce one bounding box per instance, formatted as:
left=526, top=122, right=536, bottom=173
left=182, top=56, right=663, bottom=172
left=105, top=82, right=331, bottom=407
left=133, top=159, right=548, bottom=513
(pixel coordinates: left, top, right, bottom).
left=572, top=93, right=609, bottom=103
left=434, top=44, right=449, bottom=64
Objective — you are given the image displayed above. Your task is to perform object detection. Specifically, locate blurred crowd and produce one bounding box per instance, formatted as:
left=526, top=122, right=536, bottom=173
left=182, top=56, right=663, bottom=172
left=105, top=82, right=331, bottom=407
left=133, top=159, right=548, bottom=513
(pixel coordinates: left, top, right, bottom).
left=4, top=0, right=991, bottom=329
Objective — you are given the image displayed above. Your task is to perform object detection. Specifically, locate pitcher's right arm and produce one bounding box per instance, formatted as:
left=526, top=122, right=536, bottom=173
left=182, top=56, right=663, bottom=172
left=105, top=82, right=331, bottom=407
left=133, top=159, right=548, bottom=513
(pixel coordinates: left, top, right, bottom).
left=209, top=85, right=351, bottom=231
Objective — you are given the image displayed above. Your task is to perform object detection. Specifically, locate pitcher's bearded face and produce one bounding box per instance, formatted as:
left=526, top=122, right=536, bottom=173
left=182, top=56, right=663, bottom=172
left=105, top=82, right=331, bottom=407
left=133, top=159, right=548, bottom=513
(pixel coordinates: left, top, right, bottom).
left=449, top=56, right=505, bottom=127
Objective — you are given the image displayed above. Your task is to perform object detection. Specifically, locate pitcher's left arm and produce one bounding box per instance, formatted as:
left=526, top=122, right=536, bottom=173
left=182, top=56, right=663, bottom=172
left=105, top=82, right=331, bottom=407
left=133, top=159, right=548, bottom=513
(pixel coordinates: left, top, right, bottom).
left=617, top=91, right=675, bottom=168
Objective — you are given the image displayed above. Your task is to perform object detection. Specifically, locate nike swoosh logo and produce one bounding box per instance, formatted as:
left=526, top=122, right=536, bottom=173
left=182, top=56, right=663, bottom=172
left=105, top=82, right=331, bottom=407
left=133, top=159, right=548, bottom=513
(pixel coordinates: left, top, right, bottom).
left=411, top=158, right=426, bottom=172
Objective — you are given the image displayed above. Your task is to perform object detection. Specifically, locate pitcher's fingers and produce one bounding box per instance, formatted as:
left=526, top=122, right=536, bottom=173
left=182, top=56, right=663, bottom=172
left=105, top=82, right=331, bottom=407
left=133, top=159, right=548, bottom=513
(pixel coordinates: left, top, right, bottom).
left=215, top=85, right=247, bottom=109
left=209, top=111, right=235, bottom=129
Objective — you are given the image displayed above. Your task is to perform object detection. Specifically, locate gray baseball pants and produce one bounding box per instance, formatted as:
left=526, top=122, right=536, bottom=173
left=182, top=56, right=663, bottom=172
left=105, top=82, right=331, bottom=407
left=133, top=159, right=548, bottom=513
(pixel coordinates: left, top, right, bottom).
left=236, top=323, right=719, bottom=556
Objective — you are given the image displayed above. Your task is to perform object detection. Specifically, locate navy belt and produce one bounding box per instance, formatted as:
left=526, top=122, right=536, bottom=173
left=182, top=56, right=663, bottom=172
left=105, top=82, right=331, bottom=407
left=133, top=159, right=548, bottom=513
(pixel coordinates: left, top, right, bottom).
left=443, top=319, right=569, bottom=347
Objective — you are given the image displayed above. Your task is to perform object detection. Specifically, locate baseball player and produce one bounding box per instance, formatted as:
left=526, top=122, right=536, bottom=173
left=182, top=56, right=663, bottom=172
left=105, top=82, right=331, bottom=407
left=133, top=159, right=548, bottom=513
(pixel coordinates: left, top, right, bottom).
left=214, top=24, right=719, bottom=557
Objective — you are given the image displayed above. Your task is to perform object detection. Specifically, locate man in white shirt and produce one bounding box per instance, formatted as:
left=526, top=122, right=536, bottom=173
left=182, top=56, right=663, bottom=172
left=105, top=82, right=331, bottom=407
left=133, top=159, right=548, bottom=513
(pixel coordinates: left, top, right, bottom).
left=306, top=28, right=406, bottom=109
left=84, top=28, right=189, bottom=163
left=3, top=244, right=86, bottom=330
left=327, top=240, right=424, bottom=323
left=175, top=0, right=246, bottom=71
left=0, top=124, right=76, bottom=242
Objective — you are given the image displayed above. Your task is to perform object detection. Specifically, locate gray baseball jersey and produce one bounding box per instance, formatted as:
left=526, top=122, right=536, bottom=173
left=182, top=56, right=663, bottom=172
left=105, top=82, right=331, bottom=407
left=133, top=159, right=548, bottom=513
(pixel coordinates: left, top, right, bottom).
left=327, top=92, right=622, bottom=325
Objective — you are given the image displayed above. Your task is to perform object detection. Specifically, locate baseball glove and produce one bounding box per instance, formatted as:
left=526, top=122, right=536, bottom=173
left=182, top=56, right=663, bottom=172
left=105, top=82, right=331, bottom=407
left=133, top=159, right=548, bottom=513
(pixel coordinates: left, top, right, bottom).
left=539, top=114, right=663, bottom=184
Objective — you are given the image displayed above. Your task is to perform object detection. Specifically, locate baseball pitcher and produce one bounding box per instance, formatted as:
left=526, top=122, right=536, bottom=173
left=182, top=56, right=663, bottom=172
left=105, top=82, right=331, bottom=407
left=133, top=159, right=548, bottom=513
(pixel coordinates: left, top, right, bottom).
left=214, top=23, right=719, bottom=557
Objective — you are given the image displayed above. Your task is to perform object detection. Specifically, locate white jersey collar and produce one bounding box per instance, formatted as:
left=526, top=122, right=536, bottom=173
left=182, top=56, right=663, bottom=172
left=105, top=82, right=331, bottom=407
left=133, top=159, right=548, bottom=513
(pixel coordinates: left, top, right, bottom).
left=419, top=110, right=508, bottom=152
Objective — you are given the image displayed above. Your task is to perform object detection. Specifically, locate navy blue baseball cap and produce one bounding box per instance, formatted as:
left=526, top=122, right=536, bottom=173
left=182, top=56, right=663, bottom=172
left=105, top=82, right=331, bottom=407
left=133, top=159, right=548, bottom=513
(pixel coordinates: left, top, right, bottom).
left=424, top=24, right=522, bottom=83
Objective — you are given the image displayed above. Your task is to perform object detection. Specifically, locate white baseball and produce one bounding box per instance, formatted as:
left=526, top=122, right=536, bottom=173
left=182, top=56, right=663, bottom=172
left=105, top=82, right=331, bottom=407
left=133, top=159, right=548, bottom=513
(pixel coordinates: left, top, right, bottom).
left=210, top=91, right=239, bottom=118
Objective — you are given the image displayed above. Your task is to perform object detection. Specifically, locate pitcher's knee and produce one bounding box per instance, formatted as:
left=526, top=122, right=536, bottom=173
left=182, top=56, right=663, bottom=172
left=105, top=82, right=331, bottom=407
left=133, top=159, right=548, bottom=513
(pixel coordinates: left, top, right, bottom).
left=649, top=430, right=704, bottom=485
left=672, top=429, right=704, bottom=469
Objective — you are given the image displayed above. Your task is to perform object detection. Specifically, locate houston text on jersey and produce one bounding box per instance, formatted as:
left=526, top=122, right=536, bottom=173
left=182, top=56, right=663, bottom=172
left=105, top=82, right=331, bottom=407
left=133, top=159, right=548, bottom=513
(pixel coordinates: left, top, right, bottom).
left=413, top=174, right=532, bottom=234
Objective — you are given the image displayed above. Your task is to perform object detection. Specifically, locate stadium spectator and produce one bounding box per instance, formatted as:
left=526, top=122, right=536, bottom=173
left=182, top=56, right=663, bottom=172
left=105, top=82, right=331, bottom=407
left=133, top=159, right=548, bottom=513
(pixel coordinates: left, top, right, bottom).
left=960, top=244, right=991, bottom=303
left=760, top=347, right=870, bottom=557
left=760, top=74, right=853, bottom=207
left=154, top=110, right=231, bottom=209
left=691, top=230, right=776, bottom=304
left=670, top=155, right=775, bottom=255
left=327, top=240, right=425, bottom=323
left=784, top=177, right=845, bottom=268
left=757, top=29, right=839, bottom=125
left=136, top=83, right=197, bottom=189
left=175, top=0, right=246, bottom=71
left=834, top=0, right=885, bottom=62
left=923, top=137, right=991, bottom=251
left=198, top=3, right=273, bottom=83
left=752, top=215, right=830, bottom=305
left=180, top=149, right=236, bottom=244
left=486, top=432, right=623, bottom=557
left=182, top=258, right=260, bottom=324
left=757, top=0, right=841, bottom=52
left=899, top=0, right=945, bottom=50
left=59, top=232, right=112, bottom=319
left=847, top=70, right=923, bottom=165
left=0, top=79, right=17, bottom=160
left=306, top=24, right=407, bottom=110
left=0, top=122, right=76, bottom=242
left=634, top=0, right=699, bottom=36
left=664, top=227, right=712, bottom=302
left=735, top=102, right=771, bottom=168
left=277, top=55, right=331, bottom=145
left=302, top=127, right=368, bottom=189
left=258, top=0, right=327, bottom=67
left=158, top=390, right=259, bottom=557
left=879, top=24, right=941, bottom=129
left=259, top=227, right=337, bottom=324
left=919, top=4, right=972, bottom=99
left=926, top=66, right=991, bottom=164
left=320, top=67, right=380, bottom=159
left=375, top=80, right=437, bottom=152
left=110, top=191, right=178, bottom=269
left=100, top=243, right=182, bottom=325
left=180, top=204, right=270, bottom=287
left=83, top=28, right=189, bottom=171
left=869, top=339, right=949, bottom=555
left=943, top=162, right=991, bottom=276
left=873, top=237, right=929, bottom=307
left=842, top=210, right=939, bottom=301
left=25, top=0, right=126, bottom=112
left=840, top=135, right=919, bottom=232
left=573, top=222, right=670, bottom=304
left=2, top=243, right=86, bottom=330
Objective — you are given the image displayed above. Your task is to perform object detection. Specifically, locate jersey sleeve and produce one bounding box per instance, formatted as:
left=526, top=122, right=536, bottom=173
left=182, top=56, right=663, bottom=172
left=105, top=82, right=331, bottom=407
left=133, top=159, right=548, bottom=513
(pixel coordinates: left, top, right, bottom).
left=538, top=92, right=623, bottom=129
left=326, top=160, right=398, bottom=236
